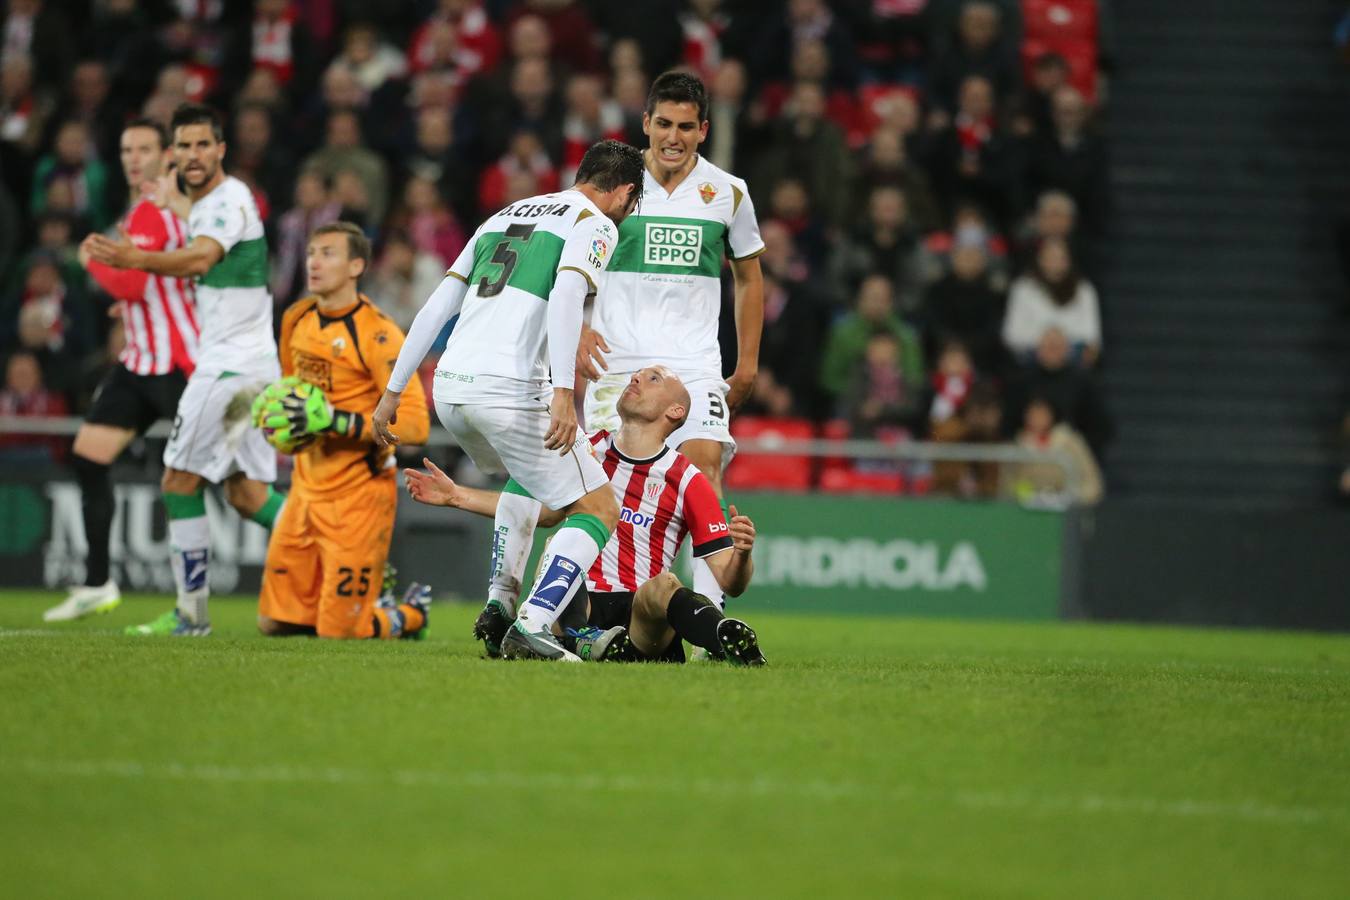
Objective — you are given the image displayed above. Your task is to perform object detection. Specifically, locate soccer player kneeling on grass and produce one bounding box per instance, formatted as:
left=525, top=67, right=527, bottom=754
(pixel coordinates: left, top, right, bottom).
left=252, top=223, right=431, bottom=639
left=404, top=366, right=765, bottom=665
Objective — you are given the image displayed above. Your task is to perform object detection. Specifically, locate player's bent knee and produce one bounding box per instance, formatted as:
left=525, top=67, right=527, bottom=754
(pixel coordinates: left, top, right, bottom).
left=223, top=476, right=267, bottom=518
left=161, top=468, right=203, bottom=495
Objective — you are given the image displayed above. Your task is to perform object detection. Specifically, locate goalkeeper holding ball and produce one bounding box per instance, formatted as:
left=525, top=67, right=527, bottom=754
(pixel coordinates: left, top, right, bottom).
left=252, top=223, right=430, bottom=638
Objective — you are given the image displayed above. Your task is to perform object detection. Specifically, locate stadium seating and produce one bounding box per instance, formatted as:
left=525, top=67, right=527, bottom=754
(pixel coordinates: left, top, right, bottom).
left=723, top=416, right=815, bottom=492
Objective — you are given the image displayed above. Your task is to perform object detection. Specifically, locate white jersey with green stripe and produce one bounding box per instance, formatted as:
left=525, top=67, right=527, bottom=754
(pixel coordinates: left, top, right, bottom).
left=592, top=155, right=764, bottom=380
left=435, top=188, right=618, bottom=405
left=187, top=175, right=276, bottom=376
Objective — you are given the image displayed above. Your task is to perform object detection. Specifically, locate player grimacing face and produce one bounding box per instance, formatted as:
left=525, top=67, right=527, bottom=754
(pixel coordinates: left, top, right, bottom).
left=618, top=366, right=689, bottom=429
left=172, top=123, right=226, bottom=191
left=306, top=233, right=365, bottom=296
left=643, top=100, right=708, bottom=176
left=119, top=127, right=167, bottom=193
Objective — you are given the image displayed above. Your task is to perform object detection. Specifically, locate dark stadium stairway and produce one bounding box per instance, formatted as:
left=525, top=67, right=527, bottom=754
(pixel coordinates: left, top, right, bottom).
left=1100, top=0, right=1350, bottom=505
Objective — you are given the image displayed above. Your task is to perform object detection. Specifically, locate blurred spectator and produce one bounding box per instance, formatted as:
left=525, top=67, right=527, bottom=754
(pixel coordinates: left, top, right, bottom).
left=59, top=60, right=121, bottom=164
left=30, top=120, right=110, bottom=231
left=0, top=349, right=68, bottom=462
left=763, top=177, right=829, bottom=272
left=476, top=56, right=564, bottom=162
left=221, top=0, right=318, bottom=101
left=327, top=23, right=408, bottom=95
left=230, top=102, right=294, bottom=223
left=739, top=220, right=833, bottom=419
left=853, top=126, right=940, bottom=232
left=929, top=339, right=977, bottom=426
left=1012, top=395, right=1104, bottom=505
left=1016, top=188, right=1101, bottom=282
left=1022, top=52, right=1071, bottom=138
left=365, top=231, right=447, bottom=334
left=301, top=109, right=390, bottom=223
left=2, top=251, right=93, bottom=373
left=0, top=0, right=74, bottom=90
left=559, top=74, right=625, bottom=184
left=1002, top=237, right=1101, bottom=366
left=928, top=0, right=1018, bottom=115
left=1, top=54, right=55, bottom=182
left=405, top=106, right=474, bottom=220
left=393, top=175, right=467, bottom=270
left=930, top=379, right=1003, bottom=498
left=751, top=0, right=856, bottom=90
left=272, top=172, right=341, bottom=307
left=829, top=184, right=926, bottom=318
left=705, top=58, right=753, bottom=174
left=679, top=0, right=728, bottom=81
left=409, top=0, right=502, bottom=79
left=506, top=0, right=603, bottom=75
left=1003, top=328, right=1112, bottom=456
left=1026, top=85, right=1109, bottom=234
left=750, top=81, right=854, bottom=229
left=820, top=274, right=925, bottom=405
left=920, top=200, right=1011, bottom=286
left=478, top=129, right=560, bottom=216
left=921, top=224, right=1006, bottom=373
left=926, top=73, right=1016, bottom=225
left=840, top=331, right=923, bottom=437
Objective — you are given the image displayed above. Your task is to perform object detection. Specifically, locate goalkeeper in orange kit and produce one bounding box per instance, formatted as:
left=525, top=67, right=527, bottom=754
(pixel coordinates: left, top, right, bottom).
left=252, top=222, right=431, bottom=638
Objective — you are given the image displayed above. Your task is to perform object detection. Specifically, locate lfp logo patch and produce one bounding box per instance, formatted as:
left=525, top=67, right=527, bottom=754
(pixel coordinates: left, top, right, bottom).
left=587, top=237, right=609, bottom=269
left=644, top=222, right=702, bottom=266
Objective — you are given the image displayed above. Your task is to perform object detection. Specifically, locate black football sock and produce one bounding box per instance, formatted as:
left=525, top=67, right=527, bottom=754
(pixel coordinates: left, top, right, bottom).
left=73, top=454, right=114, bottom=587
left=665, top=587, right=724, bottom=652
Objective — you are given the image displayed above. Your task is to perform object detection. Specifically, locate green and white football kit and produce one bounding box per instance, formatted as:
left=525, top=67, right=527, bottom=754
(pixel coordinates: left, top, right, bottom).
left=389, top=189, right=617, bottom=511
left=162, top=175, right=279, bottom=484
left=584, top=156, right=764, bottom=466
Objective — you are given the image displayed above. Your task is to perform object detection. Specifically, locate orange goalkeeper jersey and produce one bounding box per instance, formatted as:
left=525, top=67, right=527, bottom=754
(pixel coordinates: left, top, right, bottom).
left=279, top=295, right=429, bottom=500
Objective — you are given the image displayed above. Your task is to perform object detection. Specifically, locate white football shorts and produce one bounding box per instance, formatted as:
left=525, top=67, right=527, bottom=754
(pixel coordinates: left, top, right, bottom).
left=162, top=367, right=279, bottom=484
left=435, top=400, right=609, bottom=511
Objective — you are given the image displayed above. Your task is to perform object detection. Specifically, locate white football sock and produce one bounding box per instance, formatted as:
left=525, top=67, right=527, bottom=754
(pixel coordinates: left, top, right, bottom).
left=169, top=516, right=211, bottom=624
left=693, top=555, right=725, bottom=611
left=488, top=491, right=541, bottom=617
left=515, top=520, right=606, bottom=633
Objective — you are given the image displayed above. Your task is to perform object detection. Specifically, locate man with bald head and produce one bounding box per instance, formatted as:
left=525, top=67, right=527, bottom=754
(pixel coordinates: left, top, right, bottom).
left=405, top=366, right=765, bottom=665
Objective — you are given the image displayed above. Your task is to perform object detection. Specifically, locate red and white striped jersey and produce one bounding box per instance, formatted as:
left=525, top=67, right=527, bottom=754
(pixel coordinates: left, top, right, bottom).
left=586, top=431, right=732, bottom=593
left=86, top=200, right=199, bottom=376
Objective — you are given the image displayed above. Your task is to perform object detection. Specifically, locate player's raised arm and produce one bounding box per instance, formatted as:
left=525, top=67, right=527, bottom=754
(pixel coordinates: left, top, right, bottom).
left=403, top=458, right=564, bottom=527
left=686, top=472, right=756, bottom=597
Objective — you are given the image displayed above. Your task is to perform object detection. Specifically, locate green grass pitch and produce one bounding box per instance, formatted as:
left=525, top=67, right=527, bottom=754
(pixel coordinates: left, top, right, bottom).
left=2, top=591, right=1347, bottom=899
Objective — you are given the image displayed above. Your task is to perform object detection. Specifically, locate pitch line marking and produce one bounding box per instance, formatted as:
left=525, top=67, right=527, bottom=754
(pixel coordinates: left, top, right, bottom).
left=3, top=758, right=1340, bottom=827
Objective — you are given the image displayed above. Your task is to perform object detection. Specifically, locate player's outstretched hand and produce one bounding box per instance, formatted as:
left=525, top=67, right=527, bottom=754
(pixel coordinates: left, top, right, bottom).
left=403, top=458, right=461, bottom=507
left=86, top=229, right=138, bottom=269
left=545, top=388, right=578, bottom=454
left=576, top=325, right=610, bottom=382
left=728, top=504, right=756, bottom=554
left=372, top=389, right=401, bottom=447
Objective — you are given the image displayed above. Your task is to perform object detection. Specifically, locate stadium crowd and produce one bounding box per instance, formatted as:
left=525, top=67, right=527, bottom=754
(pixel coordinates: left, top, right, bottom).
left=0, top=0, right=1112, bottom=501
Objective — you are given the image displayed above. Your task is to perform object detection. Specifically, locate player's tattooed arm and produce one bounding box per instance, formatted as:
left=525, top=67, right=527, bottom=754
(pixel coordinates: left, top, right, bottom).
left=705, top=504, right=756, bottom=597
left=726, top=254, right=765, bottom=412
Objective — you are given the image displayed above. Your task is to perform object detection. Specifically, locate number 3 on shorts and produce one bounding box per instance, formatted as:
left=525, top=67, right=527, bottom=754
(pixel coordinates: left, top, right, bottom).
left=708, top=392, right=726, bottom=421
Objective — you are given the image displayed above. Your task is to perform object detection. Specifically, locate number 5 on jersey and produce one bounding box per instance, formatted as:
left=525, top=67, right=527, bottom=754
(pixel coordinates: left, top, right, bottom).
left=478, top=223, right=537, bottom=297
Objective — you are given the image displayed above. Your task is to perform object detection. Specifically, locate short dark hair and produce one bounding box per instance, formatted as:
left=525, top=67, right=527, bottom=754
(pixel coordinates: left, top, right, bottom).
left=170, top=102, right=224, bottom=143
left=123, top=116, right=169, bottom=150
left=575, top=139, right=644, bottom=203
left=646, top=70, right=708, bottom=122
left=310, top=221, right=372, bottom=276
